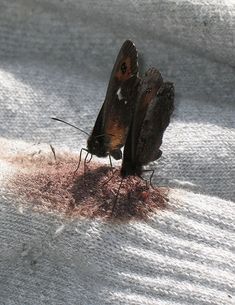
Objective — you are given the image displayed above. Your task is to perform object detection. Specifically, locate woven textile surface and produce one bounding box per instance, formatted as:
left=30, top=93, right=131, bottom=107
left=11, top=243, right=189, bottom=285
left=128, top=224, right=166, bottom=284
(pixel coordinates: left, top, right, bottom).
left=0, top=1, right=234, bottom=304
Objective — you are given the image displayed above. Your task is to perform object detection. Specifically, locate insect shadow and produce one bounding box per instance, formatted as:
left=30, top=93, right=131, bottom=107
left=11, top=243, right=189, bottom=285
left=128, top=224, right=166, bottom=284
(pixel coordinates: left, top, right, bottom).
left=70, top=165, right=167, bottom=220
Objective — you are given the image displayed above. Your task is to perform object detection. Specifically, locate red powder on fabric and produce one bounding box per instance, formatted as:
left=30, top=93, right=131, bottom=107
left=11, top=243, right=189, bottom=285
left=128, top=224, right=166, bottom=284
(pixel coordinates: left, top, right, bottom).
left=8, top=152, right=168, bottom=221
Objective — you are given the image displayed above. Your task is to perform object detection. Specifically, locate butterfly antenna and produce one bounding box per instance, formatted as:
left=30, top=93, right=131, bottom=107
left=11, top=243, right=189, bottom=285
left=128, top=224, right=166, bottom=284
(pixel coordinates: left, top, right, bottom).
left=51, top=117, right=90, bottom=136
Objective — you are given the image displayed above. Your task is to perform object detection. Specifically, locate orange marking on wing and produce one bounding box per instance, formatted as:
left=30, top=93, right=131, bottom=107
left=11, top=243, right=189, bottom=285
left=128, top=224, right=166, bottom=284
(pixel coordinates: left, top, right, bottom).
left=106, top=121, right=126, bottom=150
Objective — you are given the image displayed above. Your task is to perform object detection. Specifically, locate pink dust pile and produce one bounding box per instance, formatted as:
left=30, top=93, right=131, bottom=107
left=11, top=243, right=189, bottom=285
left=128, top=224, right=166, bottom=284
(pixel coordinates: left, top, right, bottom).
left=8, top=153, right=168, bottom=221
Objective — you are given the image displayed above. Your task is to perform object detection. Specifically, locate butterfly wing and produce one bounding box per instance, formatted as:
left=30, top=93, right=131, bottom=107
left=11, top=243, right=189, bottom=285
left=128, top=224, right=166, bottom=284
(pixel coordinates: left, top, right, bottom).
left=136, top=82, right=174, bottom=164
left=131, top=68, right=164, bottom=160
left=102, top=40, right=139, bottom=159
left=103, top=77, right=139, bottom=159
left=88, top=40, right=139, bottom=159
left=121, top=68, right=163, bottom=176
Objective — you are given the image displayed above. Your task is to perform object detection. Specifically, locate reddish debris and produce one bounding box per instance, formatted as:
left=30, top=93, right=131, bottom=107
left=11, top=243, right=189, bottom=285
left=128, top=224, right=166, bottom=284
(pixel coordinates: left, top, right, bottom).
left=8, top=154, right=168, bottom=221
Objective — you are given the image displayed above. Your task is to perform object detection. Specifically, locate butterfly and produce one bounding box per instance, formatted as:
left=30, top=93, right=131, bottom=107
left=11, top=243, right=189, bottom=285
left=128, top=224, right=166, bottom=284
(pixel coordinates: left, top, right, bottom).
left=52, top=40, right=139, bottom=164
left=120, top=67, right=174, bottom=179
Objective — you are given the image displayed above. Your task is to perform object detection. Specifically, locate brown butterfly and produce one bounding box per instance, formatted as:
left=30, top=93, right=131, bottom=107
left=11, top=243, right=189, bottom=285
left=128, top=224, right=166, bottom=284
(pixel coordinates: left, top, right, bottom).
left=120, top=68, right=175, bottom=178
left=52, top=40, right=139, bottom=163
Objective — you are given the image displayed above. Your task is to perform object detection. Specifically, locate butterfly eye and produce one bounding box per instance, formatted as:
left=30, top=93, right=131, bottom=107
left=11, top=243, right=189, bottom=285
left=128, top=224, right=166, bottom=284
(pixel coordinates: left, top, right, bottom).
left=121, top=62, right=127, bottom=74
left=146, top=88, right=152, bottom=94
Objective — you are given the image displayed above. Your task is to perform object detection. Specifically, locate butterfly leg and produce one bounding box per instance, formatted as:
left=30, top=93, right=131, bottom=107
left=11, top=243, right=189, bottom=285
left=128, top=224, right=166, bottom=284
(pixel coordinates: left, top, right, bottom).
left=139, top=174, right=149, bottom=188
left=73, top=147, right=88, bottom=176
left=139, top=169, right=155, bottom=189
left=149, top=169, right=155, bottom=189
left=142, top=169, right=155, bottom=189
left=86, top=153, right=93, bottom=164
left=108, top=154, right=113, bottom=169
left=80, top=150, right=90, bottom=186
left=84, top=150, right=90, bottom=173
left=112, top=178, right=124, bottom=215
left=102, top=169, right=117, bottom=186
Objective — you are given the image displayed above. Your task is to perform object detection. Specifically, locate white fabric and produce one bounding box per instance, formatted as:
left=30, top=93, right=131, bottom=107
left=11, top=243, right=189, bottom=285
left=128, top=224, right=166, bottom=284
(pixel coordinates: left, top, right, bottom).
left=0, top=0, right=234, bottom=304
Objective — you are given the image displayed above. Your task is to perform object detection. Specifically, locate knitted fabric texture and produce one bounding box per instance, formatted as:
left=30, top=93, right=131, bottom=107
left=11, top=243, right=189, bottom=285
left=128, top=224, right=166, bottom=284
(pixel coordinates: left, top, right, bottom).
left=0, top=1, right=234, bottom=304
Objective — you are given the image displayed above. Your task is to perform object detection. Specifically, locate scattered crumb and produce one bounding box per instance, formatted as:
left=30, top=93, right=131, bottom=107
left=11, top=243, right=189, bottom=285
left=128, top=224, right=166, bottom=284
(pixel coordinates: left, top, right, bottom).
left=7, top=152, right=168, bottom=221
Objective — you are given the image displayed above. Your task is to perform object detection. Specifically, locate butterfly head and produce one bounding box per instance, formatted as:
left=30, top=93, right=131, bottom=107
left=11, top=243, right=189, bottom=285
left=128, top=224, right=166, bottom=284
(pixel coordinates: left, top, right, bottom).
left=87, top=134, right=108, bottom=158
